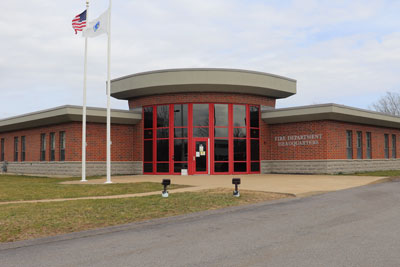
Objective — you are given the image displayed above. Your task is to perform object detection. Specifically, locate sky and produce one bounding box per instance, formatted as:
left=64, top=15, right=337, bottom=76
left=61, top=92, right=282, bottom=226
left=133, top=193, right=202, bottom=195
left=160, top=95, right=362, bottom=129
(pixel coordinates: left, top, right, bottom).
left=0, top=0, right=399, bottom=119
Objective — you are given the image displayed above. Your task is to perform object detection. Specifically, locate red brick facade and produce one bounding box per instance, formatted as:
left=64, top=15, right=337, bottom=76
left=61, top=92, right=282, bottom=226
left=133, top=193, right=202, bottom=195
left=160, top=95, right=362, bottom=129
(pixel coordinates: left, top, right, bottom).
left=0, top=122, right=135, bottom=162
left=0, top=122, right=78, bottom=162
left=265, top=120, right=400, bottom=160
left=266, top=121, right=328, bottom=160
left=2, top=118, right=399, bottom=164
left=128, top=92, right=276, bottom=109
left=1, top=94, right=400, bottom=169
left=325, top=121, right=400, bottom=160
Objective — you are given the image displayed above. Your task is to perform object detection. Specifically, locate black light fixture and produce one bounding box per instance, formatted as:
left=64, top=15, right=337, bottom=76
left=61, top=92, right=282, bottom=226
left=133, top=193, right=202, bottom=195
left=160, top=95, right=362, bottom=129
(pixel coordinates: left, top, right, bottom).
left=161, top=179, right=171, bottom=197
left=232, top=178, right=241, bottom=197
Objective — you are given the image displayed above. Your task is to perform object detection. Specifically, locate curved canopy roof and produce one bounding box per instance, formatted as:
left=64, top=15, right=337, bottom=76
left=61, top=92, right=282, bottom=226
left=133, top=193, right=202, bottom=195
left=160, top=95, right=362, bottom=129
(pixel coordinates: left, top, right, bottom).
left=111, top=68, right=296, bottom=100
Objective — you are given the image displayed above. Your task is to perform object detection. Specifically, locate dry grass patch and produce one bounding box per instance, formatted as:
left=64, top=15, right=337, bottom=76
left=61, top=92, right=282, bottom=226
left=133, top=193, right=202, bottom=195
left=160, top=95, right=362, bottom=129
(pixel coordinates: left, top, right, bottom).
left=0, top=175, right=188, bottom=202
left=0, top=189, right=293, bottom=243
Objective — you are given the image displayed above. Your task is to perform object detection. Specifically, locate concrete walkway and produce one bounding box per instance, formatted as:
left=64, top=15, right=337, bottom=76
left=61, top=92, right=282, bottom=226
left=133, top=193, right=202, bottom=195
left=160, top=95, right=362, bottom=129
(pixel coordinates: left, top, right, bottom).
left=64, top=174, right=384, bottom=196
left=0, top=186, right=211, bottom=206
left=1, top=174, right=383, bottom=205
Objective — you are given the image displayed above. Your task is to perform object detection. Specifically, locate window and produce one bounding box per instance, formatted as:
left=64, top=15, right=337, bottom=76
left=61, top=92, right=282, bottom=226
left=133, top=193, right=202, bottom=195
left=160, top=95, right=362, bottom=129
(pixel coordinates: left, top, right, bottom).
left=233, top=105, right=247, bottom=172
left=384, top=134, right=389, bottom=159
left=14, top=137, right=18, bottom=161
left=40, top=134, right=46, bottom=161
left=250, top=106, right=260, bottom=172
left=21, top=136, right=25, bottom=162
left=356, top=131, right=362, bottom=159
left=174, top=104, right=188, bottom=173
left=1, top=138, right=4, bottom=161
left=50, top=133, right=55, bottom=161
left=346, top=130, right=353, bottom=159
left=143, top=107, right=153, bottom=173
left=366, top=132, right=372, bottom=159
left=392, top=134, right=397, bottom=159
left=214, top=104, right=229, bottom=173
left=59, top=132, right=66, bottom=161
left=142, top=103, right=261, bottom=175
left=157, top=105, right=169, bottom=172
left=193, top=104, right=209, bottom=137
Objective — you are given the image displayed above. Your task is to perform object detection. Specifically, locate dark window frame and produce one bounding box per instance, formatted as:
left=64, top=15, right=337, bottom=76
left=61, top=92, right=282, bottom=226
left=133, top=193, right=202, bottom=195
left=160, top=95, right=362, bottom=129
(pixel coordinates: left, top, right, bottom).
left=392, top=134, right=396, bottom=159
left=40, top=134, right=46, bottom=161
left=59, top=132, right=66, bottom=161
left=356, top=131, right=362, bottom=159
left=346, top=130, right=353, bottom=159
left=384, top=134, right=389, bottom=159
left=21, top=136, right=26, bottom=162
left=14, top=137, right=18, bottom=162
left=366, top=132, right=372, bottom=159
left=0, top=138, right=4, bottom=161
left=49, top=132, right=56, bottom=161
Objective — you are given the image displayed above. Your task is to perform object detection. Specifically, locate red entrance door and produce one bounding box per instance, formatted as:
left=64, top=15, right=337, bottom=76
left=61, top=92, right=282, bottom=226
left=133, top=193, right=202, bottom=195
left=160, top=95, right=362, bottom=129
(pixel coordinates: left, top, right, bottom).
left=192, top=139, right=208, bottom=174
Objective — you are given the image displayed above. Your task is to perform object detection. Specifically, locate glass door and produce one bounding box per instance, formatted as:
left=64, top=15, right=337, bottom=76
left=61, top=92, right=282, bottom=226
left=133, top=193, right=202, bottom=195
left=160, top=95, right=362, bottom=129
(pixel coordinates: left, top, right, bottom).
left=193, top=139, right=208, bottom=174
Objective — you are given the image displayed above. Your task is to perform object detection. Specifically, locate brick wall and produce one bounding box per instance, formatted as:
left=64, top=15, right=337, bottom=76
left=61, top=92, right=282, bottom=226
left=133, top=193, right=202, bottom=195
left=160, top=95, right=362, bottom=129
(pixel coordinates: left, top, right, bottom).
left=84, top=123, right=135, bottom=161
left=260, top=119, right=272, bottom=160
left=264, top=120, right=400, bottom=160
left=0, top=122, right=135, bottom=162
left=128, top=92, right=276, bottom=109
left=267, top=121, right=328, bottom=160
left=325, top=120, right=400, bottom=159
left=0, top=122, right=79, bottom=162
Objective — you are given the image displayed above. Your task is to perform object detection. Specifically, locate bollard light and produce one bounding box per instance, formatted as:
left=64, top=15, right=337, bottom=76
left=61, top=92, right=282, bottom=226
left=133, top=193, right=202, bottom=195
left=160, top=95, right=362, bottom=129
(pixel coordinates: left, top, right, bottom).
left=232, top=178, right=241, bottom=197
left=161, top=179, right=171, bottom=198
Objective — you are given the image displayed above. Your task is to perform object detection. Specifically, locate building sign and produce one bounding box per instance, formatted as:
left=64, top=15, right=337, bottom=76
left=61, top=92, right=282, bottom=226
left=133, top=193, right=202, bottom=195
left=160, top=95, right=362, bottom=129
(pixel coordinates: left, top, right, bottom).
left=274, top=134, right=323, bottom=147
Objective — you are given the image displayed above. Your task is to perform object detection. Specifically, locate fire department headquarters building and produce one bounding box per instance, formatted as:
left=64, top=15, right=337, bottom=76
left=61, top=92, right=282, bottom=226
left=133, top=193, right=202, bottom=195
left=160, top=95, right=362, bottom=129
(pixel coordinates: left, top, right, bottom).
left=1, top=68, right=400, bottom=176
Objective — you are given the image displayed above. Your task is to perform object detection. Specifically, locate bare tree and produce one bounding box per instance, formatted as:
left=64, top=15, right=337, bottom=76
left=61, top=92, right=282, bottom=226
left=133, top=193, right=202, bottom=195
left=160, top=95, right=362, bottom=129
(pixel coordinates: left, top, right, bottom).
left=370, top=92, right=400, bottom=116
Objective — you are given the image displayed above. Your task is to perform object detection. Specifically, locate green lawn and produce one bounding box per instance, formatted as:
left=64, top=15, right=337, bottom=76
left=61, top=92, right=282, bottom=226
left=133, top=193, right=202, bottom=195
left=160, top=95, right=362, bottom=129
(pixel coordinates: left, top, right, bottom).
left=0, top=189, right=292, bottom=243
left=348, top=170, right=400, bottom=177
left=0, top=175, right=188, bottom=202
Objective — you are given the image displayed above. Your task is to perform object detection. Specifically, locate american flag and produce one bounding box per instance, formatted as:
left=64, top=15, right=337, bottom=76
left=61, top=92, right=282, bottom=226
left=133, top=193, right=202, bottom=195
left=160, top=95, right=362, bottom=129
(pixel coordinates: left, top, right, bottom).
left=72, top=10, right=87, bottom=34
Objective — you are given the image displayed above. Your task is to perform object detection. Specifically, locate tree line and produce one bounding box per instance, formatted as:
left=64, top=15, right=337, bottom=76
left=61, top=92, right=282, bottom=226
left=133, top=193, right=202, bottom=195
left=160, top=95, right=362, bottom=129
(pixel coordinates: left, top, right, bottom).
left=370, top=92, right=400, bottom=116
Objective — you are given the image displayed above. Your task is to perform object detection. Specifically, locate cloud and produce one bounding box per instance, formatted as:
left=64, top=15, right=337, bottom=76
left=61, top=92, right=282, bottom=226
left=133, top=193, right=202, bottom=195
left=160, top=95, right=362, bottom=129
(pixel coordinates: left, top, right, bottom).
left=0, top=0, right=399, bottom=118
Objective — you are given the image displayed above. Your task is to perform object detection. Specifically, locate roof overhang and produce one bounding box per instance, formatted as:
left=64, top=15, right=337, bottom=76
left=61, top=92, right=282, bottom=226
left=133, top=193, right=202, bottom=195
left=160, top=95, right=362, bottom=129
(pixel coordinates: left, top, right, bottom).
left=111, top=68, right=296, bottom=100
left=262, top=104, right=400, bottom=129
left=0, top=105, right=141, bottom=133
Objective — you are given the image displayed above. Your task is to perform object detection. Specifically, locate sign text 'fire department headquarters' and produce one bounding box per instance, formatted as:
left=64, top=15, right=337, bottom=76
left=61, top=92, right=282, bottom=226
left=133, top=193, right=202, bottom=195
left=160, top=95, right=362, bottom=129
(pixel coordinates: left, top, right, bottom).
left=274, top=134, right=323, bottom=147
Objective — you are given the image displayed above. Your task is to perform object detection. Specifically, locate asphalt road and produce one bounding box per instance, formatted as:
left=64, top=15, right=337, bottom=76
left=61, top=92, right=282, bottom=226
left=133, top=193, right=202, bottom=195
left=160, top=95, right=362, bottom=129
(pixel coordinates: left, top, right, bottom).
left=2, top=181, right=400, bottom=267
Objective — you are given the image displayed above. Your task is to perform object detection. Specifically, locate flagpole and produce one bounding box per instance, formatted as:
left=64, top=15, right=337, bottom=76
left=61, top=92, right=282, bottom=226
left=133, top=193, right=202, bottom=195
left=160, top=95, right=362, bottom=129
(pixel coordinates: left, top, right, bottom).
left=105, top=0, right=112, bottom=184
left=81, top=0, right=89, bottom=182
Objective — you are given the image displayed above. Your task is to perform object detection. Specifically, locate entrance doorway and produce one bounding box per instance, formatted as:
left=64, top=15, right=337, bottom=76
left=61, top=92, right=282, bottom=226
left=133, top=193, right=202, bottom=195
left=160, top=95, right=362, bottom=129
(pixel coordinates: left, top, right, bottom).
left=143, top=103, right=260, bottom=175
left=193, top=139, right=208, bottom=174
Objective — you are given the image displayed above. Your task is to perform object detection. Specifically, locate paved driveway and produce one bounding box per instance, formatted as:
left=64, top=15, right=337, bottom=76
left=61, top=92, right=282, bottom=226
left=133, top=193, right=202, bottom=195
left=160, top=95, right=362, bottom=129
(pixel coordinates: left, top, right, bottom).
left=65, top=174, right=384, bottom=196
left=2, top=180, right=400, bottom=267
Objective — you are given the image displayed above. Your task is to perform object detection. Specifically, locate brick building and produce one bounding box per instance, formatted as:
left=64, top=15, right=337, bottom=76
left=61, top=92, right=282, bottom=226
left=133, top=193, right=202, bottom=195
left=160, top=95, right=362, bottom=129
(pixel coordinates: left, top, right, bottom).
left=1, top=68, right=400, bottom=176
